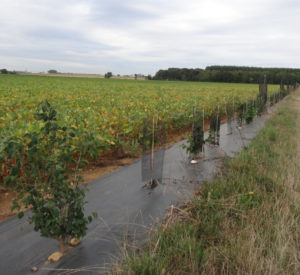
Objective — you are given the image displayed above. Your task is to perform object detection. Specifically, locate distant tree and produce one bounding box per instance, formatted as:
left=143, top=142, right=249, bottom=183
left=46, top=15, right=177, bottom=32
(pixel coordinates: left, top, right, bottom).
left=48, top=69, right=58, bottom=74
left=0, top=69, right=8, bottom=74
left=146, top=74, right=152, bottom=80
left=105, top=72, right=112, bottom=79
left=134, top=74, right=138, bottom=80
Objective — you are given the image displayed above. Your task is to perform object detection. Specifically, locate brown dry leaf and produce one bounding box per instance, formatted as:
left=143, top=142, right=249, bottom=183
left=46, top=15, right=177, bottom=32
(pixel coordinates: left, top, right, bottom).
left=70, top=238, right=81, bottom=247
left=48, top=251, right=63, bottom=262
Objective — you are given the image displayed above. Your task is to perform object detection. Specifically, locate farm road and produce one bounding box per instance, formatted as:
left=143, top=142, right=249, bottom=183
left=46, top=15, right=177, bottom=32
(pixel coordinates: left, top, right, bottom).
left=0, top=101, right=285, bottom=275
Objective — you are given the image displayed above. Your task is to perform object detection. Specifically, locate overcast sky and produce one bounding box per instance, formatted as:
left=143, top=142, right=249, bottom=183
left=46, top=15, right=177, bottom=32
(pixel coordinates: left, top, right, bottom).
left=0, top=0, right=299, bottom=75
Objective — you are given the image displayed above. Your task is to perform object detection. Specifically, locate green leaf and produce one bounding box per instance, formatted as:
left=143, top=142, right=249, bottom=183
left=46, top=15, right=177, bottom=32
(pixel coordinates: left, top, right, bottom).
left=18, top=212, right=24, bottom=219
left=92, top=212, right=98, bottom=219
left=11, top=166, right=19, bottom=176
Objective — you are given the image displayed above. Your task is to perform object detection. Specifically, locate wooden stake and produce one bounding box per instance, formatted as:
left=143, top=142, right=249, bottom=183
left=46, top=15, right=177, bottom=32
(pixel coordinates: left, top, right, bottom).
left=192, top=106, right=195, bottom=133
left=202, top=108, right=205, bottom=156
left=225, top=101, right=231, bottom=135
left=216, top=105, right=220, bottom=144
left=191, top=106, right=196, bottom=160
left=233, top=98, right=235, bottom=113
left=151, top=115, right=155, bottom=183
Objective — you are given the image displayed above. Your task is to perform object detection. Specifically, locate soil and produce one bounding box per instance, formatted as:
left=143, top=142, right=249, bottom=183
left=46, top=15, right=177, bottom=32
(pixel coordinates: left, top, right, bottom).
left=0, top=191, right=18, bottom=222
left=0, top=116, right=223, bottom=223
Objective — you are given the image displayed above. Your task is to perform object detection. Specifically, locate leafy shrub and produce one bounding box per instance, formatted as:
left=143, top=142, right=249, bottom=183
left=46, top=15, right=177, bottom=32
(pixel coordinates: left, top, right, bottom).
left=1, top=101, right=95, bottom=253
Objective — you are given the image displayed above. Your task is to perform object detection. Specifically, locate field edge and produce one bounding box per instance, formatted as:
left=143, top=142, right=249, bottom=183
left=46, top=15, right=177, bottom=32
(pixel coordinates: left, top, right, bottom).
left=114, top=89, right=300, bottom=274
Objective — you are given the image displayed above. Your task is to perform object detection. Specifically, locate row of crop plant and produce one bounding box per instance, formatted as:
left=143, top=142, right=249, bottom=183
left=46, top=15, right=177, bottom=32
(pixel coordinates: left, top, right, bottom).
left=182, top=79, right=297, bottom=161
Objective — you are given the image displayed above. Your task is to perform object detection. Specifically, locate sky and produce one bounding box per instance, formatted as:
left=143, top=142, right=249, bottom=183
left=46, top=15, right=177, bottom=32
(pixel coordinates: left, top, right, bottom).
left=0, top=0, right=300, bottom=75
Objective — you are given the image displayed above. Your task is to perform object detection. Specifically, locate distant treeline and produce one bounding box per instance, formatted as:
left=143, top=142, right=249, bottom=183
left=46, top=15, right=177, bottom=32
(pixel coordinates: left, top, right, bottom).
left=0, top=69, right=17, bottom=74
left=153, top=66, right=300, bottom=84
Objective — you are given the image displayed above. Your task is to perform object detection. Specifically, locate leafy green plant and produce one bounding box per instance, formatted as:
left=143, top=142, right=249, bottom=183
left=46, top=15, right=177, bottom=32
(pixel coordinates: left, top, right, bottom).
left=1, top=100, right=96, bottom=253
left=255, top=95, right=265, bottom=116
left=207, top=109, right=220, bottom=145
left=226, top=103, right=234, bottom=134
left=245, top=100, right=257, bottom=124
left=237, top=103, right=246, bottom=126
left=226, top=103, right=234, bottom=120
left=140, top=117, right=167, bottom=151
left=183, top=112, right=204, bottom=156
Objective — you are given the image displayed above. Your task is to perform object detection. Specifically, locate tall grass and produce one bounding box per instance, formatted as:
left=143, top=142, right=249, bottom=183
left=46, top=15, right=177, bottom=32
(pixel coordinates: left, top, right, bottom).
left=115, top=91, right=300, bottom=274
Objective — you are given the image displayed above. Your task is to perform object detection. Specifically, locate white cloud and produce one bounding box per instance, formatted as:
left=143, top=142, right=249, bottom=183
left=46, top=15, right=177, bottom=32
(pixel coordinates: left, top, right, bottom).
left=0, top=0, right=300, bottom=74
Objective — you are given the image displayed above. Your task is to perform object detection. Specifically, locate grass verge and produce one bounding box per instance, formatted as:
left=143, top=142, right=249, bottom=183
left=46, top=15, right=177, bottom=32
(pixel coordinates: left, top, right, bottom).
left=114, top=92, right=300, bottom=274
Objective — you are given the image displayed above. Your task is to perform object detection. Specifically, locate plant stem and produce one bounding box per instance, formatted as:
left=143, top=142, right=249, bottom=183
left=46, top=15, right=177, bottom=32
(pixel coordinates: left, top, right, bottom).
left=60, top=238, right=65, bottom=254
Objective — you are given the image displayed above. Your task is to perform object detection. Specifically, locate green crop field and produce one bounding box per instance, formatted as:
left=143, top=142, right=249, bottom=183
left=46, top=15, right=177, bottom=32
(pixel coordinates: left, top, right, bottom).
left=0, top=74, right=279, bottom=161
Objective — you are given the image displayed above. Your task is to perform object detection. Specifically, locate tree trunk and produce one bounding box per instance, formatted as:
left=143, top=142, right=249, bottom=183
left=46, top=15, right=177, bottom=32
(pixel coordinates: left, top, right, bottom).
left=59, top=238, right=65, bottom=254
